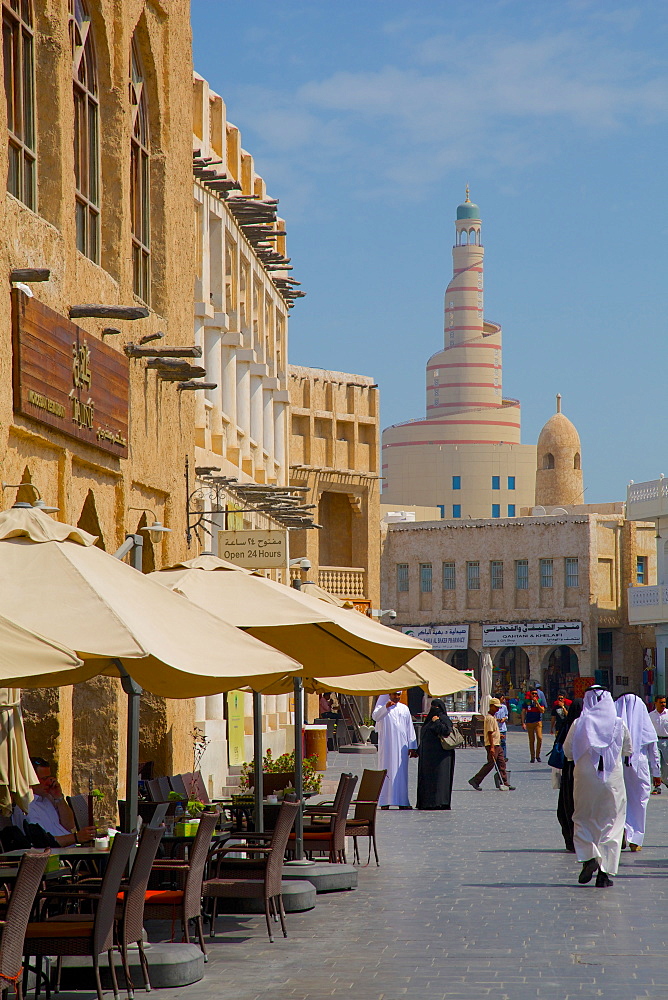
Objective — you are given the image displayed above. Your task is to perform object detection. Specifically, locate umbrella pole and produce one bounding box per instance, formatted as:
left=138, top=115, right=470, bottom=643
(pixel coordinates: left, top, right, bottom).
left=252, top=692, right=263, bottom=834
left=117, top=662, right=141, bottom=835
left=293, top=677, right=303, bottom=860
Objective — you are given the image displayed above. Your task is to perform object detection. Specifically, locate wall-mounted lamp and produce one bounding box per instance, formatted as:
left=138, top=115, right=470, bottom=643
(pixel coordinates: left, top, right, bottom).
left=128, top=507, right=171, bottom=544
left=1, top=482, right=59, bottom=513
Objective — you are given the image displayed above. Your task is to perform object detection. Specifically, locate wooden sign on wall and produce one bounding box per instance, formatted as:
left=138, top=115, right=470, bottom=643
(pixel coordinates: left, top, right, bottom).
left=12, top=290, right=130, bottom=458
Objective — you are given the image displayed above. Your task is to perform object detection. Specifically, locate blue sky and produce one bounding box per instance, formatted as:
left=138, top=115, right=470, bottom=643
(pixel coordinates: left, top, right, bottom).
left=191, top=1, right=668, bottom=503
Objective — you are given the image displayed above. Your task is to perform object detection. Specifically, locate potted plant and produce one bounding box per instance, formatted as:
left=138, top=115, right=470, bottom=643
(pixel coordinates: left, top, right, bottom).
left=239, top=748, right=322, bottom=795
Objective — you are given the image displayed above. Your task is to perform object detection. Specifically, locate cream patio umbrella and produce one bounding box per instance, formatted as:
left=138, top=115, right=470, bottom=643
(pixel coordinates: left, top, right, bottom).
left=0, top=507, right=302, bottom=829
left=150, top=554, right=428, bottom=680
left=0, top=616, right=82, bottom=814
left=310, top=650, right=478, bottom=698
left=150, top=554, right=429, bottom=847
left=480, top=650, right=494, bottom=716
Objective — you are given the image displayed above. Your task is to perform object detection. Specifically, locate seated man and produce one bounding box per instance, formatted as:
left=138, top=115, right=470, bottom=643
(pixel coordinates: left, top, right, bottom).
left=26, top=756, right=96, bottom=847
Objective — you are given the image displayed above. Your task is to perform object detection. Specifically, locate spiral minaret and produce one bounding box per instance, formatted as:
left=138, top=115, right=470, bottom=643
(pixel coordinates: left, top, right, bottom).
left=381, top=191, right=536, bottom=519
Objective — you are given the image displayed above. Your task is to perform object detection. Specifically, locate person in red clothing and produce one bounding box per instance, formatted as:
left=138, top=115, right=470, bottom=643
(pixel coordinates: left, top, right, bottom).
left=522, top=689, right=545, bottom=762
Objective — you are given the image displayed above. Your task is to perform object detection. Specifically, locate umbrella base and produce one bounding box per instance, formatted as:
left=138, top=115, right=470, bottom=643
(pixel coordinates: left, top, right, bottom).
left=281, top=861, right=358, bottom=892
left=213, top=878, right=316, bottom=914
left=337, top=743, right=378, bottom=754
left=59, top=942, right=204, bottom=990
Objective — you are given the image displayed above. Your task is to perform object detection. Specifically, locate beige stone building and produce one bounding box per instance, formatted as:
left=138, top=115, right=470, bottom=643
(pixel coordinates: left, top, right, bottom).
left=382, top=406, right=656, bottom=701
left=192, top=72, right=292, bottom=488
left=288, top=365, right=381, bottom=611
left=626, top=477, right=668, bottom=697
left=1, top=0, right=197, bottom=807
left=189, top=73, right=302, bottom=780
left=382, top=510, right=656, bottom=701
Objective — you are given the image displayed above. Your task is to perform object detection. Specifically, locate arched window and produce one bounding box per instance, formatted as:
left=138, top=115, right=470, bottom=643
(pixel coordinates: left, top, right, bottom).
left=574, top=452, right=581, bottom=470
left=543, top=453, right=555, bottom=470
left=2, top=0, right=35, bottom=208
left=469, top=228, right=477, bottom=245
left=130, top=39, right=150, bottom=302
left=70, top=0, right=99, bottom=261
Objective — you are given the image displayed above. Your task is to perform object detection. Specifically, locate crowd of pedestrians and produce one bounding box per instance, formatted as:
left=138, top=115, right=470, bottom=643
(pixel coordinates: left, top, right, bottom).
left=372, top=681, right=668, bottom=891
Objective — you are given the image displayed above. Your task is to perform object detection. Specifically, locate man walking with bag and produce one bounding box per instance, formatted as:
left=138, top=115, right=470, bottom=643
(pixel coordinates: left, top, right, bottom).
left=469, top=698, right=515, bottom=791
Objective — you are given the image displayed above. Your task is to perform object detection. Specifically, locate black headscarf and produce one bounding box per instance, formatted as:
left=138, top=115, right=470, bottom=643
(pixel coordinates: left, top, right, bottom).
left=556, top=697, right=583, bottom=745
left=422, top=698, right=453, bottom=740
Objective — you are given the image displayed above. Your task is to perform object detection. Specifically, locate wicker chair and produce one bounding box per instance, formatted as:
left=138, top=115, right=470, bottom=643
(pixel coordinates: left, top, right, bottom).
left=113, top=825, right=164, bottom=998
left=66, top=793, right=93, bottom=830
left=145, top=777, right=172, bottom=802
left=24, top=832, right=135, bottom=1000
left=344, top=768, right=387, bottom=866
left=296, top=773, right=358, bottom=863
left=143, top=809, right=217, bottom=958
left=0, top=850, right=50, bottom=1000
left=203, top=798, right=299, bottom=942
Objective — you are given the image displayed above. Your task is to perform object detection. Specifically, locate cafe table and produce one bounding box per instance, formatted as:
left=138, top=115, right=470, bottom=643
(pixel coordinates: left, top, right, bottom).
left=0, top=845, right=112, bottom=859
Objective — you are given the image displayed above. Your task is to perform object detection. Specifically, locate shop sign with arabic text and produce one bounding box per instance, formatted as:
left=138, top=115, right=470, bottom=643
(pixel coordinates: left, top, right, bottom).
left=12, top=290, right=129, bottom=457
left=482, top=621, right=582, bottom=647
left=400, top=625, right=469, bottom=649
left=218, top=529, right=287, bottom=568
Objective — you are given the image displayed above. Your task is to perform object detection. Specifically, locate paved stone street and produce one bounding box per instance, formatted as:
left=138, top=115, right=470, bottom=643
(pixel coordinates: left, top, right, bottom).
left=57, top=729, right=668, bottom=1000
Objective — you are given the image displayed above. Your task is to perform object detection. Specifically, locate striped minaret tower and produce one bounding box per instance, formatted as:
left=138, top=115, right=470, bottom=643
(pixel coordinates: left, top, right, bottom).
left=381, top=191, right=536, bottom=518
left=426, top=188, right=517, bottom=440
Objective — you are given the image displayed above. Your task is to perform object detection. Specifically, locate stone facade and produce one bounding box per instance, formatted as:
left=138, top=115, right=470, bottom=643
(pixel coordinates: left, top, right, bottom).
left=1, top=0, right=196, bottom=813
left=189, top=73, right=299, bottom=787
left=382, top=511, right=656, bottom=701
left=192, top=73, right=290, bottom=487
left=288, top=365, right=381, bottom=611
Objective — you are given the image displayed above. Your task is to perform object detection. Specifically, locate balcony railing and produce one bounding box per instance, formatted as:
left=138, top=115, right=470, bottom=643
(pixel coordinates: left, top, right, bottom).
left=627, top=478, right=668, bottom=520
left=628, top=585, right=668, bottom=624
left=319, top=566, right=367, bottom=599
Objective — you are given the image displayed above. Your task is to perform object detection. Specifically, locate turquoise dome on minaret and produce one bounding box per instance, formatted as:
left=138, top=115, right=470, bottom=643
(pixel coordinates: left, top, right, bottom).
left=456, top=185, right=480, bottom=220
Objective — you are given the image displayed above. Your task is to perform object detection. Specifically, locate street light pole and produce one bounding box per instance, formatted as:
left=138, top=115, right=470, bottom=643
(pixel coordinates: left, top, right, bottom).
left=293, top=676, right=304, bottom=860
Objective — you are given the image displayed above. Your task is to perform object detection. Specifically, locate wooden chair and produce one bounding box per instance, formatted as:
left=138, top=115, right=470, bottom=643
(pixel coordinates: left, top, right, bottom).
left=143, top=810, right=217, bottom=958
left=0, top=850, right=50, bottom=1000
left=297, top=773, right=358, bottom=863
left=344, top=768, right=387, bottom=866
left=24, top=833, right=135, bottom=1000
left=203, top=799, right=299, bottom=942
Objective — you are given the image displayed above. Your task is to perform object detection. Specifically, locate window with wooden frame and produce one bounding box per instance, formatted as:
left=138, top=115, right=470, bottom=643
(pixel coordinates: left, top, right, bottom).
left=70, top=0, right=99, bottom=261
left=130, top=38, right=150, bottom=302
left=2, top=0, right=35, bottom=209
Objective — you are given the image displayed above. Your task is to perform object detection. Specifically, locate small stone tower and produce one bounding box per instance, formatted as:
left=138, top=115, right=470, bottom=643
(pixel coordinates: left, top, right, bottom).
left=535, top=395, right=584, bottom=507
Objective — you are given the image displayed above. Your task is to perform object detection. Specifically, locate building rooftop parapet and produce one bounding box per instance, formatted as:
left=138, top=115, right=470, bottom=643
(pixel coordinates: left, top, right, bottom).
left=627, top=477, right=668, bottom=521
left=387, top=513, right=617, bottom=531
left=288, top=365, right=375, bottom=386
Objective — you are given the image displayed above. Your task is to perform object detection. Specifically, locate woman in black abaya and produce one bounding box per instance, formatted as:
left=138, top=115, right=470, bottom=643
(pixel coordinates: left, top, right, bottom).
left=556, top=697, right=583, bottom=852
left=417, top=698, right=455, bottom=810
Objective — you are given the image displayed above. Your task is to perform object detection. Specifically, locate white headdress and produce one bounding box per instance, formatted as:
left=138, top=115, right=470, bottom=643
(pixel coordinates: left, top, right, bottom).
left=571, top=687, right=623, bottom=779
left=615, top=693, right=652, bottom=774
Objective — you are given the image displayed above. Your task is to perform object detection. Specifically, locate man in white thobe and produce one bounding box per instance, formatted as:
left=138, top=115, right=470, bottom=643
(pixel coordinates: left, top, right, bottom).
left=648, top=695, right=668, bottom=792
left=615, top=693, right=661, bottom=850
left=563, top=687, right=632, bottom=888
left=372, top=692, right=417, bottom=809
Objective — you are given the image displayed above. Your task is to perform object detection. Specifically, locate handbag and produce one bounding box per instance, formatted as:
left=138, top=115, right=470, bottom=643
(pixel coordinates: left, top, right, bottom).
left=440, top=725, right=465, bottom=750
left=547, top=740, right=565, bottom=769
